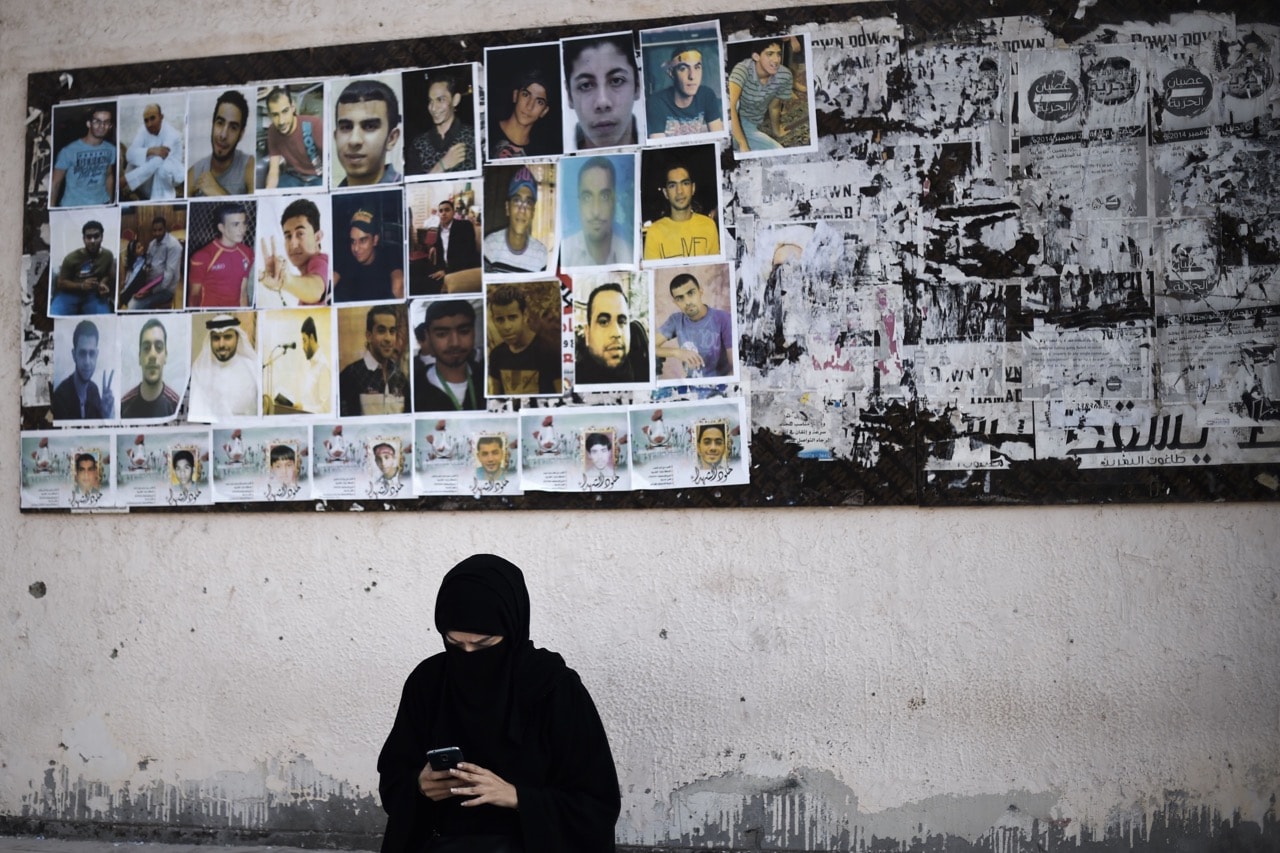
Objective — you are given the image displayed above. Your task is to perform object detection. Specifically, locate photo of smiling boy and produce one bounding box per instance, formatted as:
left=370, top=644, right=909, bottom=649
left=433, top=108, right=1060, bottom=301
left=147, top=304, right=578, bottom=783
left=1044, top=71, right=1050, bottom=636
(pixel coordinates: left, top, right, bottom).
left=327, top=75, right=404, bottom=189
left=403, top=64, right=480, bottom=179
left=561, top=32, right=643, bottom=152
left=725, top=34, right=817, bottom=159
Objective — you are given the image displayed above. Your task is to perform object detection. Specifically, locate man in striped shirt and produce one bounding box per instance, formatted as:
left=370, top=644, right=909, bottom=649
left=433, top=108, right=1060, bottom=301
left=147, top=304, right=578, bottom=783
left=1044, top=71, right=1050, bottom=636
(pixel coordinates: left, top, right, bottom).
left=728, top=39, right=794, bottom=153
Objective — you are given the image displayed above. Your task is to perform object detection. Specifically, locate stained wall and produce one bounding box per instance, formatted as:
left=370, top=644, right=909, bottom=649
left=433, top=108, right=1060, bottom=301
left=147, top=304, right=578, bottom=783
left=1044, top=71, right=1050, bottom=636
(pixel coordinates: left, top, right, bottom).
left=1, top=1, right=1278, bottom=851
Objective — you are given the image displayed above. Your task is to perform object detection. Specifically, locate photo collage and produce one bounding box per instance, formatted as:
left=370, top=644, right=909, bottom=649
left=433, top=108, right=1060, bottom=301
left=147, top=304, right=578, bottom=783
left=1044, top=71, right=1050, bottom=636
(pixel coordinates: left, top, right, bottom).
left=26, top=23, right=819, bottom=507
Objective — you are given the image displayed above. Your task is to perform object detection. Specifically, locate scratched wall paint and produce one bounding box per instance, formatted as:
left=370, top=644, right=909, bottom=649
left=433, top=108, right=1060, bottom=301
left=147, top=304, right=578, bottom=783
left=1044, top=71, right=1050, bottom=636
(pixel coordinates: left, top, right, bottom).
left=1, top=2, right=1278, bottom=853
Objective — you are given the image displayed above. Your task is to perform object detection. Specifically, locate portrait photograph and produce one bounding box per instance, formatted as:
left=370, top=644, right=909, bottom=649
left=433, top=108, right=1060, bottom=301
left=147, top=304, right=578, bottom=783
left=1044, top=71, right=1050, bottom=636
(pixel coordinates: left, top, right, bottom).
left=557, top=152, right=639, bottom=271
left=211, top=425, right=312, bottom=503
left=117, top=202, right=188, bottom=312
left=255, top=81, right=327, bottom=192
left=402, top=63, right=481, bottom=180
left=117, top=93, right=188, bottom=202
left=639, top=142, right=724, bottom=266
left=725, top=33, right=817, bottom=159
left=20, top=430, right=116, bottom=509
left=483, top=279, right=564, bottom=398
left=259, top=307, right=335, bottom=416
left=413, top=413, right=522, bottom=498
left=51, top=314, right=119, bottom=424
left=406, top=180, right=483, bottom=296
left=639, top=21, right=727, bottom=145
left=185, top=199, right=258, bottom=309
left=484, top=43, right=564, bottom=162
left=117, top=312, right=191, bottom=423
left=326, top=74, right=405, bottom=190
left=482, top=161, right=558, bottom=277
left=651, top=261, right=738, bottom=385
left=253, top=194, right=333, bottom=308
left=336, top=303, right=410, bottom=417
left=410, top=296, right=486, bottom=414
left=115, top=428, right=213, bottom=508
left=186, top=86, right=257, bottom=198
left=50, top=100, right=118, bottom=209
left=560, top=31, right=644, bottom=153
left=570, top=269, right=652, bottom=392
left=519, top=406, right=630, bottom=493
left=628, top=397, right=749, bottom=489
left=331, top=187, right=406, bottom=304
left=48, top=206, right=121, bottom=317
left=310, top=419, right=413, bottom=501
left=187, top=310, right=260, bottom=423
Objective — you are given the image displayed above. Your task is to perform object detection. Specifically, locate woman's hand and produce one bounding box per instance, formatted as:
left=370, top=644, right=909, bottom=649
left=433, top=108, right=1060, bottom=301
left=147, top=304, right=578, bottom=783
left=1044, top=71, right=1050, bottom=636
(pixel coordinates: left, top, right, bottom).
left=417, top=765, right=457, bottom=801
left=450, top=762, right=519, bottom=809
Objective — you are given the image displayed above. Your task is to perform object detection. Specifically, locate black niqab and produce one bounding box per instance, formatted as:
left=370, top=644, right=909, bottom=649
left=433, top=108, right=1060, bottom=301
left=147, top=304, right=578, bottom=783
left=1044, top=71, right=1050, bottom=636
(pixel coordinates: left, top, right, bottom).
left=432, top=554, right=532, bottom=773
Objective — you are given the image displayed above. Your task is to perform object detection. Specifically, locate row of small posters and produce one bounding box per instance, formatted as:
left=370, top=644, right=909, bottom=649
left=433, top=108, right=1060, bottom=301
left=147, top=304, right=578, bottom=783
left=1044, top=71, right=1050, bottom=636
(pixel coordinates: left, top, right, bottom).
left=20, top=399, right=748, bottom=509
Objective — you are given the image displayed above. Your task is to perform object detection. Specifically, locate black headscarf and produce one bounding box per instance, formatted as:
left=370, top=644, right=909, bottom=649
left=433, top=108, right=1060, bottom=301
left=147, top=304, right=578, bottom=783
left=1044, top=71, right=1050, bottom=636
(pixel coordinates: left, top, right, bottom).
left=432, top=554, right=531, bottom=771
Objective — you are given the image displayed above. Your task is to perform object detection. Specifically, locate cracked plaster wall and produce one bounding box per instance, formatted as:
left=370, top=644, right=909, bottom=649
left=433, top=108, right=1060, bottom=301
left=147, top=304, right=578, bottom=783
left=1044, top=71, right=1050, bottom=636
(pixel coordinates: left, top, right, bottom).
left=1, top=1, right=1278, bottom=851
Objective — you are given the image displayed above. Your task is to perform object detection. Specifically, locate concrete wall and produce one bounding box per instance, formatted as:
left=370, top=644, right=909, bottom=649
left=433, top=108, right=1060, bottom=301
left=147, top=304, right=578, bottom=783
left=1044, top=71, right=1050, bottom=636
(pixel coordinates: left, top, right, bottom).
left=2, top=2, right=1278, bottom=851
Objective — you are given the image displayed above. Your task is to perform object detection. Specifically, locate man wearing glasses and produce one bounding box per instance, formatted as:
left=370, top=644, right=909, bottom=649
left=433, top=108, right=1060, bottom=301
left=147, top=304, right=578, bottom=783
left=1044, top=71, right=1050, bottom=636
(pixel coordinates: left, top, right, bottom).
left=51, top=105, right=116, bottom=207
left=483, top=166, right=549, bottom=273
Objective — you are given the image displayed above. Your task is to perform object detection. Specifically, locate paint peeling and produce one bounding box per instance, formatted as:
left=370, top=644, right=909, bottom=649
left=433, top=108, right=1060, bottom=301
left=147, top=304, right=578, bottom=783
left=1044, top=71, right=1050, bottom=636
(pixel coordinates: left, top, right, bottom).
left=642, top=769, right=1279, bottom=851
left=18, top=754, right=381, bottom=839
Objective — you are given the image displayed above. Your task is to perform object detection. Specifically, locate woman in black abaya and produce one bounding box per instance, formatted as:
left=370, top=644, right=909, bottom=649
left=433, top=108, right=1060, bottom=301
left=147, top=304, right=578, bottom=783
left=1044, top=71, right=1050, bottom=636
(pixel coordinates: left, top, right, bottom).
left=377, top=554, right=620, bottom=853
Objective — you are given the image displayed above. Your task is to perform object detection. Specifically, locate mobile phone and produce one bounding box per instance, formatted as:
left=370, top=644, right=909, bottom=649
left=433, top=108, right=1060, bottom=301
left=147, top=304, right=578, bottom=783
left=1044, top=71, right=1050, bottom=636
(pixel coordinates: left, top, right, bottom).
left=426, top=746, right=464, bottom=772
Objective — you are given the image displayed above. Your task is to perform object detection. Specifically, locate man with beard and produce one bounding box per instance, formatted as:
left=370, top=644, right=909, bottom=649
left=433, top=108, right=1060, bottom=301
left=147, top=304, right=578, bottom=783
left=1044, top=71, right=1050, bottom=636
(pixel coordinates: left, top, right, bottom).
left=642, top=159, right=719, bottom=261
left=120, top=318, right=182, bottom=418
left=121, top=102, right=185, bottom=200
left=259, top=198, right=329, bottom=305
left=334, top=208, right=403, bottom=302
left=574, top=281, right=650, bottom=386
left=51, top=219, right=114, bottom=315
left=339, top=305, right=409, bottom=416
left=408, top=72, right=475, bottom=175
left=333, top=79, right=403, bottom=187
left=296, top=316, right=332, bottom=414
left=124, top=215, right=184, bottom=310
left=560, top=157, right=632, bottom=267
left=414, top=299, right=485, bottom=412
left=51, top=104, right=116, bottom=207
left=483, top=167, right=548, bottom=273
left=188, top=203, right=254, bottom=308
left=51, top=319, right=114, bottom=421
left=264, top=87, right=323, bottom=189
left=188, top=314, right=260, bottom=421
left=648, top=46, right=724, bottom=138
left=188, top=90, right=255, bottom=197
left=654, top=272, right=733, bottom=378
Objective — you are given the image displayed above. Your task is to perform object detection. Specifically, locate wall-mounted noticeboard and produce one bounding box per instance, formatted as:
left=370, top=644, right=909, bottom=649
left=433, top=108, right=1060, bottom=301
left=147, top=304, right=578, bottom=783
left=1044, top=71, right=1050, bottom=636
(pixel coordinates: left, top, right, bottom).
left=17, top=0, right=1280, bottom=512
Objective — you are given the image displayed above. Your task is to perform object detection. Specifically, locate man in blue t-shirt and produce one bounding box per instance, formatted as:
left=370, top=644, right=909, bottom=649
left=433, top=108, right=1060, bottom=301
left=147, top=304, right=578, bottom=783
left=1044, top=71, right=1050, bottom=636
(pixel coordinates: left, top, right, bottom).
left=51, top=105, right=116, bottom=207
left=655, top=271, right=733, bottom=379
left=647, top=47, right=724, bottom=139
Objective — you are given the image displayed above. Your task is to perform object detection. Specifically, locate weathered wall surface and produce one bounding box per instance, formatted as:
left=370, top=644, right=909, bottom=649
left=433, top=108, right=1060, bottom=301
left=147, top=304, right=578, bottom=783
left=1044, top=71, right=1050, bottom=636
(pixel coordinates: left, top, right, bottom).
left=2, top=1, right=1278, bottom=851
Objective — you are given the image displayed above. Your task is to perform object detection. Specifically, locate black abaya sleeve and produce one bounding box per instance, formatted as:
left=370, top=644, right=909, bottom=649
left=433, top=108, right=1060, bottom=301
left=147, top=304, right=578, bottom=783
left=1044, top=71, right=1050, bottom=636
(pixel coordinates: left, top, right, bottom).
left=377, top=657, right=443, bottom=853
left=514, top=669, right=621, bottom=853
